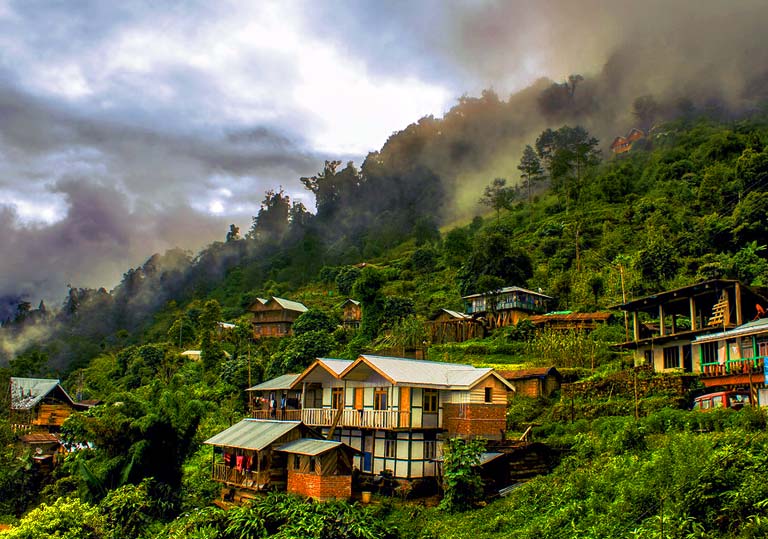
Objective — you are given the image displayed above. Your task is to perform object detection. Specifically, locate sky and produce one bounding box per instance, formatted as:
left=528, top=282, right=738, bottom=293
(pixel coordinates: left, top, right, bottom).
left=1, top=0, right=766, bottom=308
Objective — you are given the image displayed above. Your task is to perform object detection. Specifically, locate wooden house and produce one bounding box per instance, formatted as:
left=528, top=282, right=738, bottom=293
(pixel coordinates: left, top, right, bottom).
left=427, top=309, right=485, bottom=344
left=248, top=296, right=308, bottom=339
left=527, top=312, right=613, bottom=332
left=9, top=377, right=89, bottom=433
left=276, top=355, right=515, bottom=480
left=246, top=373, right=302, bottom=419
left=204, top=419, right=358, bottom=502
left=613, top=279, right=768, bottom=373
left=610, top=128, right=645, bottom=155
left=339, top=299, right=362, bottom=330
left=463, top=286, right=551, bottom=329
left=692, top=318, right=768, bottom=403
left=500, top=367, right=562, bottom=398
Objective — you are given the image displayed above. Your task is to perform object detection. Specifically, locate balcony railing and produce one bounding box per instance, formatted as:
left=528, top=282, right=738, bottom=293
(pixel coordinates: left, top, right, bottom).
left=212, top=463, right=269, bottom=489
left=249, top=409, right=303, bottom=421
left=700, top=355, right=765, bottom=377
left=301, top=408, right=411, bottom=429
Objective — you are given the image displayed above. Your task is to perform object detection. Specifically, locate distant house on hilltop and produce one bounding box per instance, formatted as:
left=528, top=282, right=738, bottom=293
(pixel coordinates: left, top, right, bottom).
left=500, top=367, right=562, bottom=398
left=463, top=286, right=551, bottom=329
left=248, top=296, right=308, bottom=339
left=610, top=127, right=646, bottom=155
left=339, top=299, right=362, bottom=330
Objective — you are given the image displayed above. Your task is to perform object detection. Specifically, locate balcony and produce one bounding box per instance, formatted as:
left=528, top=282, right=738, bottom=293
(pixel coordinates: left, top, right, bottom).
left=303, top=408, right=411, bottom=429
left=249, top=409, right=302, bottom=421
left=212, top=463, right=269, bottom=490
left=701, top=356, right=765, bottom=383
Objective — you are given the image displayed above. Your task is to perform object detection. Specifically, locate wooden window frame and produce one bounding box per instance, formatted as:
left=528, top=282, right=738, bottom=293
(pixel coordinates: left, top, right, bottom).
left=423, top=389, right=438, bottom=413
left=374, top=388, right=388, bottom=411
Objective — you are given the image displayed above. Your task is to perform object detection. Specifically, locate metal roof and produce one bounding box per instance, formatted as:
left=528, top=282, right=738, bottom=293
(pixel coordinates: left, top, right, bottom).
left=462, top=286, right=552, bottom=300
left=433, top=309, right=471, bottom=320
left=277, top=438, right=347, bottom=456
left=247, top=374, right=300, bottom=392
left=271, top=297, right=308, bottom=313
left=316, top=358, right=354, bottom=376
left=346, top=355, right=514, bottom=390
left=694, top=318, right=768, bottom=344
left=339, top=298, right=360, bottom=306
left=203, top=419, right=302, bottom=451
left=10, top=377, right=70, bottom=410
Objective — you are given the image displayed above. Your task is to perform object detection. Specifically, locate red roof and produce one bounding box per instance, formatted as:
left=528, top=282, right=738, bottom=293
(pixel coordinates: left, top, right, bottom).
left=20, top=432, right=60, bottom=444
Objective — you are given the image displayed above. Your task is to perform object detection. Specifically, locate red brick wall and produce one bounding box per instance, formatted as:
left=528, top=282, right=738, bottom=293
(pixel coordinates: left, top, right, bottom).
left=443, top=403, right=506, bottom=440
left=287, top=471, right=352, bottom=501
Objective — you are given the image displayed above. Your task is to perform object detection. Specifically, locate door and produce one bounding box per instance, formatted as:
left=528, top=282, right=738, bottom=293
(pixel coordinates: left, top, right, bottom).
left=362, top=432, right=373, bottom=473
left=398, top=387, right=410, bottom=428
left=683, top=344, right=693, bottom=372
left=354, top=388, right=364, bottom=411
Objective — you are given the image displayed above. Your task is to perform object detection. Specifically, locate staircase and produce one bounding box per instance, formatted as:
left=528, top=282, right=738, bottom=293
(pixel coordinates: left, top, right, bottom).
left=708, top=293, right=729, bottom=326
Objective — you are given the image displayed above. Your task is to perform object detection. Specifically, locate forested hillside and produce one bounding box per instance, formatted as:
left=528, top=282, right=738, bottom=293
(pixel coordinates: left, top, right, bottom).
left=3, top=81, right=768, bottom=537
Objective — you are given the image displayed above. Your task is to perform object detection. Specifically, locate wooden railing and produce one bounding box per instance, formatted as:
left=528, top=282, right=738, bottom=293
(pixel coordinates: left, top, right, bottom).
left=212, top=463, right=268, bottom=489
left=700, top=356, right=764, bottom=377
left=301, top=408, right=411, bottom=429
left=249, top=409, right=302, bottom=421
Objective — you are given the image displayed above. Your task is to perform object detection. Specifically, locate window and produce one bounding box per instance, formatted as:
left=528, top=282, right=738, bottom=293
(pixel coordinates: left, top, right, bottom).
left=293, top=455, right=301, bottom=470
left=663, top=346, right=680, bottom=369
left=712, top=395, right=724, bottom=408
left=741, top=338, right=754, bottom=359
left=374, top=388, right=388, bottom=410
left=423, top=432, right=437, bottom=460
left=332, top=387, right=344, bottom=409
left=484, top=387, right=493, bottom=403
left=384, top=432, right=396, bottom=458
left=701, top=342, right=718, bottom=364
left=758, top=337, right=768, bottom=357
left=643, top=350, right=653, bottom=365
left=423, top=389, right=438, bottom=413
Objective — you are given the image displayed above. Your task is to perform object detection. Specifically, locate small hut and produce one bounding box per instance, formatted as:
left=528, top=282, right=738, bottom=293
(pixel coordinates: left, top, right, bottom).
left=500, top=367, right=562, bottom=398
left=277, top=438, right=359, bottom=501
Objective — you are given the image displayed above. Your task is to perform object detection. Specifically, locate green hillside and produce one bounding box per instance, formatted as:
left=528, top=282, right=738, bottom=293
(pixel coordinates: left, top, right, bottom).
left=4, top=99, right=768, bottom=537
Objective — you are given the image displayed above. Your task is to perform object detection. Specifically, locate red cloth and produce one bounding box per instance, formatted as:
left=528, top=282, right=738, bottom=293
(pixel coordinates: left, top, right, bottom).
left=236, top=455, right=244, bottom=471
left=223, top=453, right=232, bottom=466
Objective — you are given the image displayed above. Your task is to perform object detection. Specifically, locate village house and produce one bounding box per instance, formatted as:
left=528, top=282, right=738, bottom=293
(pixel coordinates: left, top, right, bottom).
left=500, top=367, right=562, bottom=398
left=339, top=299, right=362, bottom=330
left=248, top=296, right=308, bottom=339
left=427, top=308, right=485, bottom=344
left=613, top=279, right=768, bottom=373
left=204, top=419, right=359, bottom=502
left=9, top=377, right=90, bottom=433
left=692, top=318, right=768, bottom=404
left=276, top=355, right=512, bottom=480
left=463, top=286, right=551, bottom=329
left=610, top=128, right=646, bottom=155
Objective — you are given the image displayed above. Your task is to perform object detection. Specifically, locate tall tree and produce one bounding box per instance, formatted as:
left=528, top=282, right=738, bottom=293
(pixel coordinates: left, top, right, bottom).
left=518, top=145, right=544, bottom=204
left=247, top=189, right=291, bottom=241
left=479, top=178, right=516, bottom=220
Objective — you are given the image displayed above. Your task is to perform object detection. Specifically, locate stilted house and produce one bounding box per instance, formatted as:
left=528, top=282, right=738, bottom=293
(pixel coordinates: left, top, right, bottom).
left=248, top=296, right=308, bottom=339
left=339, top=299, right=362, bottom=330
left=9, top=377, right=89, bottom=433
left=427, top=309, right=485, bottom=344
left=527, top=312, right=613, bottom=332
left=613, top=279, right=768, bottom=372
left=500, top=367, right=562, bottom=398
left=463, top=286, right=551, bottom=329
left=204, top=419, right=358, bottom=502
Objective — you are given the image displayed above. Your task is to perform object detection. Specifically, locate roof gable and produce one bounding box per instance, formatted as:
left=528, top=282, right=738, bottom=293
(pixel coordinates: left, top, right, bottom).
left=277, top=438, right=359, bottom=456
left=10, top=377, right=76, bottom=410
left=292, top=358, right=354, bottom=386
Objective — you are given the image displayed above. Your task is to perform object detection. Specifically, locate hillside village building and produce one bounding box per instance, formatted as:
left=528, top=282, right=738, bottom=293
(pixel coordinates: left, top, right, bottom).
left=339, top=299, right=362, bottom=330
left=614, top=279, right=768, bottom=373
left=9, top=377, right=89, bottom=433
left=205, top=355, right=515, bottom=499
left=248, top=296, right=308, bottom=339
left=463, top=286, right=551, bottom=329
left=610, top=128, right=645, bottom=155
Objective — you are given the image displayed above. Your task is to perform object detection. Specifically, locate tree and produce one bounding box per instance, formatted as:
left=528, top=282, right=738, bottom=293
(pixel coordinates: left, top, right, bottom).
left=225, top=224, right=240, bottom=242
left=458, top=231, right=533, bottom=295
left=292, top=309, right=336, bottom=335
left=479, top=178, right=516, bottom=220
left=247, top=189, right=291, bottom=241
left=518, top=145, right=544, bottom=204
left=439, top=437, right=486, bottom=512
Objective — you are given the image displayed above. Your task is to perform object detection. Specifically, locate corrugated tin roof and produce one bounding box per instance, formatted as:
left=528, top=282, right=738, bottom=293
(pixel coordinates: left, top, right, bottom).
left=247, top=374, right=301, bottom=392
left=316, top=358, right=354, bottom=376
left=10, top=377, right=68, bottom=410
left=462, top=286, right=552, bottom=300
left=694, top=317, right=768, bottom=343
left=277, top=438, right=345, bottom=456
left=271, top=297, right=308, bottom=313
left=353, top=355, right=512, bottom=390
left=433, top=309, right=471, bottom=320
left=203, top=419, right=302, bottom=450
left=340, top=298, right=360, bottom=306
left=20, top=432, right=60, bottom=444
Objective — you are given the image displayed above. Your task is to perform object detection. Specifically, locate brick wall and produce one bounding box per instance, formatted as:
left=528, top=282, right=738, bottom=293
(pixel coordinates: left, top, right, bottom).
left=287, top=471, right=352, bottom=501
left=443, top=403, right=506, bottom=439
